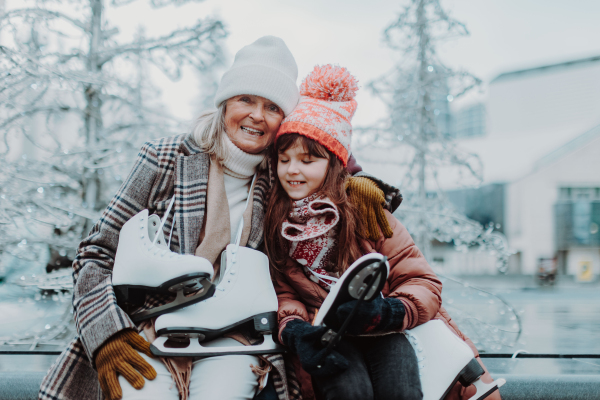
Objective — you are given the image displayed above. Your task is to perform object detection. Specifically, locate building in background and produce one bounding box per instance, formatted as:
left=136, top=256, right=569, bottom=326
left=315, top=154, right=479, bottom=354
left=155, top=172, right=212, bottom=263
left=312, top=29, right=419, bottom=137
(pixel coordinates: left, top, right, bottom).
left=439, top=55, right=600, bottom=277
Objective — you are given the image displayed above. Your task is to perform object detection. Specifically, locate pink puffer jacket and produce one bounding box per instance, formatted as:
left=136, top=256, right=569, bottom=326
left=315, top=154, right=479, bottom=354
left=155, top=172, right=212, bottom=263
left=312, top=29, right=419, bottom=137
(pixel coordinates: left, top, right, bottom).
left=274, top=210, right=501, bottom=400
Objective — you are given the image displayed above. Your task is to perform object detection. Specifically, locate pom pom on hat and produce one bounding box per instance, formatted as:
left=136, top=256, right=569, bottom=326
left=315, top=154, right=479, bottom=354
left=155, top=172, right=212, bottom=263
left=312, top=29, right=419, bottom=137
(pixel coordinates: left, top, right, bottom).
left=300, top=65, right=358, bottom=102
left=278, top=64, right=359, bottom=166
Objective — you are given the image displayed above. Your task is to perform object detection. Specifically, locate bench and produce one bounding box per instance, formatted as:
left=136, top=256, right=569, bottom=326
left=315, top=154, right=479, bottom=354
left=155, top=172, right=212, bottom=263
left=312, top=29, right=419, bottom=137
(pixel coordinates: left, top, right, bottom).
left=2, top=372, right=600, bottom=400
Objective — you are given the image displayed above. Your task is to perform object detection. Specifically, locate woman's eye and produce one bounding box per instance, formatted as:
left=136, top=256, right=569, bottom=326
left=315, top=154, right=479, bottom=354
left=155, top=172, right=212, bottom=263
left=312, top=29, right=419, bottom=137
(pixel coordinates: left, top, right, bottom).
left=240, top=97, right=251, bottom=103
left=268, top=104, right=280, bottom=113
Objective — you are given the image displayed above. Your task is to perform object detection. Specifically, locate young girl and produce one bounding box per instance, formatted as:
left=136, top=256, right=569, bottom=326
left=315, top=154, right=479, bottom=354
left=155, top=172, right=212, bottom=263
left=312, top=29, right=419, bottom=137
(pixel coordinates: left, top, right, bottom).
left=264, top=65, right=501, bottom=400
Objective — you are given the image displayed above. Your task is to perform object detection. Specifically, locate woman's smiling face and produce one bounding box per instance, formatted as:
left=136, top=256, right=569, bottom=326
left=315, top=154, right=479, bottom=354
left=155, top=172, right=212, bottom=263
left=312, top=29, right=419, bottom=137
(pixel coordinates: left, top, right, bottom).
left=224, top=95, right=285, bottom=154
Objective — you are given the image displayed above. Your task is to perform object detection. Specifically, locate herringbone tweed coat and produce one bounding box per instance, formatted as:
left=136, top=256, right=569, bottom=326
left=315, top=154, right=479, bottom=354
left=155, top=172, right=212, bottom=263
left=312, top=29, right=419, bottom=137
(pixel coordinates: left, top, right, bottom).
left=39, top=134, right=301, bottom=400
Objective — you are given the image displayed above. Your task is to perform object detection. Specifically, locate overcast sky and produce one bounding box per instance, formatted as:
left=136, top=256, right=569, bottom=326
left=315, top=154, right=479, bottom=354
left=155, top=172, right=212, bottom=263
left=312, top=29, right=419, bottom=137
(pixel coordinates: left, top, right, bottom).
left=9, top=0, right=600, bottom=125
left=98, top=0, right=600, bottom=126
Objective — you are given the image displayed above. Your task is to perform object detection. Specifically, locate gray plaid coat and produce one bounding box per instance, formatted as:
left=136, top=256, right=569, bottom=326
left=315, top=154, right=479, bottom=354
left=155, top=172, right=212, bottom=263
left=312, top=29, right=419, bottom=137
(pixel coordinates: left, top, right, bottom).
left=39, top=134, right=301, bottom=400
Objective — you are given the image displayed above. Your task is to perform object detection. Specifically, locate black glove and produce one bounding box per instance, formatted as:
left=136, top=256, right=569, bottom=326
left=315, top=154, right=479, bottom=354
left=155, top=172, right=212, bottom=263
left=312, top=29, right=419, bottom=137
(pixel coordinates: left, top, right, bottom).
left=333, top=296, right=405, bottom=335
left=281, top=319, right=349, bottom=377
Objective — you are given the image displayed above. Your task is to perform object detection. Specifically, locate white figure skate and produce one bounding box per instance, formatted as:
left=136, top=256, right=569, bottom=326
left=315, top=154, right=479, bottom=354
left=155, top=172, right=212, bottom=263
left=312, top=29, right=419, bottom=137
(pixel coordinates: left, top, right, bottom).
left=151, top=175, right=283, bottom=357
left=151, top=244, right=283, bottom=357
left=312, top=253, right=389, bottom=353
left=404, top=320, right=506, bottom=400
left=113, top=197, right=215, bottom=323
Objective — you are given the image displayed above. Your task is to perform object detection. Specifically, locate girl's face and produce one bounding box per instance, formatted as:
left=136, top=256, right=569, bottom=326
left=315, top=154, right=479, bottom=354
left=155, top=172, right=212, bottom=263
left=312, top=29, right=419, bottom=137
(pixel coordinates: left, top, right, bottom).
left=224, top=95, right=284, bottom=154
left=277, top=141, right=329, bottom=200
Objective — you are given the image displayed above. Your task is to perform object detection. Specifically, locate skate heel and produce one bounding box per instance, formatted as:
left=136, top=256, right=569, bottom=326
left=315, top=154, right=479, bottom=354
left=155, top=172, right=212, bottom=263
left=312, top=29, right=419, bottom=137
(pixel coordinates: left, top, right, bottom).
left=458, top=358, right=485, bottom=386
left=253, top=312, right=277, bottom=333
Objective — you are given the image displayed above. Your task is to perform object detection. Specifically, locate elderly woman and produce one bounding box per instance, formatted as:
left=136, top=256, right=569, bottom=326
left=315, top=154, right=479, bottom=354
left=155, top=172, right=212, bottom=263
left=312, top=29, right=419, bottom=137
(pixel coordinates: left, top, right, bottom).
left=38, top=36, right=301, bottom=400
left=39, top=36, right=394, bottom=400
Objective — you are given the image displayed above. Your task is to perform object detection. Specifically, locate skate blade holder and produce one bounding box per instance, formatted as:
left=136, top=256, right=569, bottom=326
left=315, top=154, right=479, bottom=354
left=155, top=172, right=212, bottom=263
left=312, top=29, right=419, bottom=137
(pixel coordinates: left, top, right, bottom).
left=459, top=358, right=506, bottom=400
left=348, top=261, right=387, bottom=301
left=130, top=277, right=215, bottom=323
left=467, top=378, right=506, bottom=400
left=167, top=277, right=207, bottom=295
left=150, top=334, right=285, bottom=357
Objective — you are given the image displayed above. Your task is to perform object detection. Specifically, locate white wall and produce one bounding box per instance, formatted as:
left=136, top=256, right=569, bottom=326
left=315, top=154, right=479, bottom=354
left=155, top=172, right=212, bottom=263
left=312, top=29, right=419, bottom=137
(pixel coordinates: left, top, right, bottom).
left=506, top=134, right=600, bottom=274
left=488, top=60, right=600, bottom=140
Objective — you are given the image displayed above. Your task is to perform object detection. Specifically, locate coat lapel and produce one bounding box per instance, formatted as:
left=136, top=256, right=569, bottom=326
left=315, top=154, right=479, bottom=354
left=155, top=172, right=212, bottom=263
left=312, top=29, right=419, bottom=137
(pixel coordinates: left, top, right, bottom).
left=174, top=137, right=210, bottom=255
left=247, top=157, right=275, bottom=249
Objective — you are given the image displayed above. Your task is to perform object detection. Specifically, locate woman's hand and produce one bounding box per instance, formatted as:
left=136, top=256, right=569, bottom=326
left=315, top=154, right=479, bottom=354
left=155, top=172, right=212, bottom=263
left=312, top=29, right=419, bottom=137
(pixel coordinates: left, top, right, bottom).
left=346, top=176, right=393, bottom=240
left=95, top=329, right=157, bottom=400
left=281, top=319, right=349, bottom=377
left=333, top=296, right=406, bottom=335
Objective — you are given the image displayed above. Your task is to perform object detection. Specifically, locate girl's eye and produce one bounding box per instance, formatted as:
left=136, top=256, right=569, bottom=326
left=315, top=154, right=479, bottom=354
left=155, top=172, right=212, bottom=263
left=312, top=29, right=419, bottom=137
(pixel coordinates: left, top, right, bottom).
left=302, top=160, right=313, bottom=164
left=279, top=158, right=289, bottom=164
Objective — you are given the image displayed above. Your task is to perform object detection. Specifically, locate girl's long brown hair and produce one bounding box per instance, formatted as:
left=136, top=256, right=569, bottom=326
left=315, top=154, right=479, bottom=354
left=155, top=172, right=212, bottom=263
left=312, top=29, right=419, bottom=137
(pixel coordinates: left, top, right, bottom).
left=264, top=133, right=365, bottom=276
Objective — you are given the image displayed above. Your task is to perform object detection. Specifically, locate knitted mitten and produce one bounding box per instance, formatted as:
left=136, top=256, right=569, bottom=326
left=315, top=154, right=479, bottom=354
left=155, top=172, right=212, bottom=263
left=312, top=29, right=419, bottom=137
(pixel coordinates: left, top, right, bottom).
left=333, top=296, right=406, bottom=335
left=281, top=319, right=349, bottom=377
left=346, top=176, right=393, bottom=240
left=95, top=329, right=157, bottom=400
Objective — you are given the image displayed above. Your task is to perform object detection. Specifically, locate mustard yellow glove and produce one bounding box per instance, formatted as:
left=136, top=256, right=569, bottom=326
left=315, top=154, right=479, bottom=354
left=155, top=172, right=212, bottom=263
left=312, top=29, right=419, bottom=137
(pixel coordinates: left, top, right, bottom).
left=347, top=176, right=393, bottom=240
left=95, top=329, right=157, bottom=400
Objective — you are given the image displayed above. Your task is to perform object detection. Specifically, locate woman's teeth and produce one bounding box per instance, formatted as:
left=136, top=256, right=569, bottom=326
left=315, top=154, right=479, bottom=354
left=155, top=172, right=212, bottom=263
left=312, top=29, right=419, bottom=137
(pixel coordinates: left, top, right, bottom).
left=241, top=126, right=264, bottom=136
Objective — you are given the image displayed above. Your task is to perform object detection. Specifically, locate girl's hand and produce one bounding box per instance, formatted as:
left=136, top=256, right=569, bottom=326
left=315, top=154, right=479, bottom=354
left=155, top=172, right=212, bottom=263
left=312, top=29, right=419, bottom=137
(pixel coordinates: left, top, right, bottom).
left=333, top=296, right=406, bottom=335
left=281, top=319, right=349, bottom=376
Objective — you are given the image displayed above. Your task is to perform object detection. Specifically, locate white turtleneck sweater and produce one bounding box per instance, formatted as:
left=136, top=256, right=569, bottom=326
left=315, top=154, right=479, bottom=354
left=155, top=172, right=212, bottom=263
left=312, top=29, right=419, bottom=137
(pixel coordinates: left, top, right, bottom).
left=221, top=135, right=265, bottom=243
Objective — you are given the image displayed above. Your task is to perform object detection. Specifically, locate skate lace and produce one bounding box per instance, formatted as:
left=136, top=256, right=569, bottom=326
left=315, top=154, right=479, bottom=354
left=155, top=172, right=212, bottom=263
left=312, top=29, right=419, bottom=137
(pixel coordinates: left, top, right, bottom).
left=149, top=196, right=178, bottom=258
left=404, top=331, right=425, bottom=377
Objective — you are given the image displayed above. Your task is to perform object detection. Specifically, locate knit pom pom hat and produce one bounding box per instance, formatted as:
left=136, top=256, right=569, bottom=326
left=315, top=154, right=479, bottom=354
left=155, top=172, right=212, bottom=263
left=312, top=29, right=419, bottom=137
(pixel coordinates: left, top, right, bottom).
left=276, top=65, right=358, bottom=166
left=214, top=36, right=300, bottom=116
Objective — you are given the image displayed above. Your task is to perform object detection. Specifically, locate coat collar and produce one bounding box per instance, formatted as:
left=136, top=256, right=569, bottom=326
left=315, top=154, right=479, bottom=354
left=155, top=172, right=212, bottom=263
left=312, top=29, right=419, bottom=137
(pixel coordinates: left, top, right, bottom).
left=174, top=134, right=274, bottom=254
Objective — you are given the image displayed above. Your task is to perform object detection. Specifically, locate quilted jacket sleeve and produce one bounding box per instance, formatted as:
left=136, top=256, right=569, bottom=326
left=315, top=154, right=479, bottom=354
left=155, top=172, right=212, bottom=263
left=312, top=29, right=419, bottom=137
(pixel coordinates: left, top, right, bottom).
left=377, top=210, right=442, bottom=330
left=72, top=141, right=159, bottom=363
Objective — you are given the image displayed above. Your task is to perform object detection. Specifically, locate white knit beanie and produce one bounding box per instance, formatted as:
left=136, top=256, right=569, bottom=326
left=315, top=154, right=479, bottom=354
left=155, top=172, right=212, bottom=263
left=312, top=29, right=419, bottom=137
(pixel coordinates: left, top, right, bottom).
left=214, top=36, right=300, bottom=116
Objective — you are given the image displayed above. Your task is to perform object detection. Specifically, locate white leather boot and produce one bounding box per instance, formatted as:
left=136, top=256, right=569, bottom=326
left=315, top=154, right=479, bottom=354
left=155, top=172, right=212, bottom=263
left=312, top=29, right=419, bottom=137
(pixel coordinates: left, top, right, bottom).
left=404, top=320, right=506, bottom=400
left=151, top=244, right=283, bottom=357
left=113, top=209, right=215, bottom=323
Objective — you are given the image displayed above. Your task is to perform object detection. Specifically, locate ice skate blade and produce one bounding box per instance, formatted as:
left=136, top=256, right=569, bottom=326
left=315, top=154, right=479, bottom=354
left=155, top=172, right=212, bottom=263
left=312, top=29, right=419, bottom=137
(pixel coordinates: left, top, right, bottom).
left=466, top=378, right=506, bottom=400
left=150, top=335, right=285, bottom=357
left=115, top=273, right=212, bottom=306
left=130, top=279, right=216, bottom=323
left=157, top=312, right=278, bottom=342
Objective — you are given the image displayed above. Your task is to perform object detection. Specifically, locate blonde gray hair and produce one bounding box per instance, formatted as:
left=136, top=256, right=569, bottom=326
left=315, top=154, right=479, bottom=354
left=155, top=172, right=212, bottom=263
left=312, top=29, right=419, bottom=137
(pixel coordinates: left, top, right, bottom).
left=190, top=103, right=228, bottom=162
left=190, top=102, right=269, bottom=169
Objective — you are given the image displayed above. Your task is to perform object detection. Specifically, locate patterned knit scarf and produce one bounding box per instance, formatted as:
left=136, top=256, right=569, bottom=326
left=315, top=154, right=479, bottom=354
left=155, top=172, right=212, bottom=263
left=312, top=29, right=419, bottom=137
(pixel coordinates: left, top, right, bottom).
left=282, top=194, right=340, bottom=289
